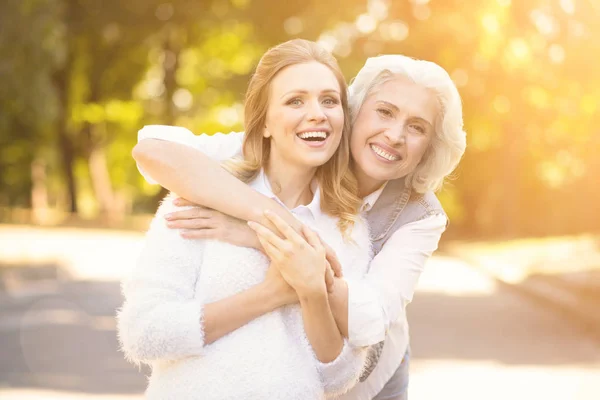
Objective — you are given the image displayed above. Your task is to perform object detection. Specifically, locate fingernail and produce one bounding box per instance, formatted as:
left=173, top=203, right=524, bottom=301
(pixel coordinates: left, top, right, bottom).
left=164, top=214, right=173, bottom=220
left=174, top=199, right=182, bottom=206
left=264, top=210, right=272, bottom=216
left=247, top=221, right=256, bottom=229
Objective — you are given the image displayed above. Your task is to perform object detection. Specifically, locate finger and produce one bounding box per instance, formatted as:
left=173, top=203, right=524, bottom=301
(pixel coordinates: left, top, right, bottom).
left=325, top=262, right=335, bottom=294
left=173, top=197, right=198, bottom=207
left=301, top=225, right=324, bottom=252
left=257, top=235, right=283, bottom=262
left=325, top=246, right=343, bottom=278
left=180, top=229, right=218, bottom=240
left=264, top=210, right=305, bottom=244
left=165, top=207, right=213, bottom=221
left=248, top=221, right=290, bottom=252
left=167, top=218, right=214, bottom=230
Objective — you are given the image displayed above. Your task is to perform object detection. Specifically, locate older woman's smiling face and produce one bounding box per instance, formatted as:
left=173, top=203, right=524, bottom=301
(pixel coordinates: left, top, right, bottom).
left=350, top=76, right=439, bottom=195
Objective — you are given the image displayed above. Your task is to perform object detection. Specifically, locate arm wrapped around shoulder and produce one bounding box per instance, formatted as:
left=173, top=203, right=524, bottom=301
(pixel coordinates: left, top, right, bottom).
left=117, top=198, right=206, bottom=365
left=317, top=339, right=368, bottom=397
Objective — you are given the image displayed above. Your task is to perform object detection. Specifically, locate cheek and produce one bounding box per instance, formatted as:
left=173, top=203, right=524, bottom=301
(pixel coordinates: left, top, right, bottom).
left=409, top=138, right=432, bottom=164
left=350, top=127, right=370, bottom=155
left=329, top=109, right=345, bottom=131
left=349, top=131, right=362, bottom=158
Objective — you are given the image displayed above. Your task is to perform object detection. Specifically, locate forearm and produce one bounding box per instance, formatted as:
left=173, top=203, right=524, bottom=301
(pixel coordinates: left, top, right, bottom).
left=132, top=139, right=302, bottom=232
left=203, top=280, right=287, bottom=344
left=299, top=288, right=344, bottom=363
left=328, top=277, right=349, bottom=338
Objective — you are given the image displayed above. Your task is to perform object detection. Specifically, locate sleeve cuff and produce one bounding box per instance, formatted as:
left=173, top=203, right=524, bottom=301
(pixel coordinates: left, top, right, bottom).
left=173, top=299, right=206, bottom=356
left=118, top=297, right=206, bottom=363
left=346, top=278, right=387, bottom=346
left=138, top=125, right=197, bottom=146
left=316, top=340, right=367, bottom=397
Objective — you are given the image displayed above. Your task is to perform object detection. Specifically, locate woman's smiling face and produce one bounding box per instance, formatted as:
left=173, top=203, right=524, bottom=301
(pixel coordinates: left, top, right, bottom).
left=350, top=76, right=439, bottom=192
left=264, top=61, right=345, bottom=172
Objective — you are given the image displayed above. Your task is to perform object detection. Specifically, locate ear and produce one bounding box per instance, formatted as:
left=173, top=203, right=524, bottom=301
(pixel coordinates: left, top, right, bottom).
left=263, top=126, right=271, bottom=138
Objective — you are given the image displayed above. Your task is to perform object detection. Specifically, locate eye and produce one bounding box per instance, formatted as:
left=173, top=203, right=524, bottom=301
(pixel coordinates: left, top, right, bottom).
left=286, top=98, right=303, bottom=106
left=322, top=97, right=340, bottom=106
left=409, top=124, right=426, bottom=134
left=377, top=108, right=393, bottom=118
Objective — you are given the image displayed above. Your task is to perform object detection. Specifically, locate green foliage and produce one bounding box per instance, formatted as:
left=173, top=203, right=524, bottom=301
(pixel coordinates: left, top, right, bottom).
left=0, top=0, right=598, bottom=237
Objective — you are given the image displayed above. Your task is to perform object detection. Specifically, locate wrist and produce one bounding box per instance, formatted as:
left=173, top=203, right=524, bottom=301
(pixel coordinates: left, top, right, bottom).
left=261, top=277, right=296, bottom=308
left=258, top=280, right=289, bottom=310
left=297, top=282, right=328, bottom=303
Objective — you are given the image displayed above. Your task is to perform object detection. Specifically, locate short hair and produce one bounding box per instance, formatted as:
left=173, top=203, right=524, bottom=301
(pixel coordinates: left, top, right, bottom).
left=348, top=55, right=467, bottom=193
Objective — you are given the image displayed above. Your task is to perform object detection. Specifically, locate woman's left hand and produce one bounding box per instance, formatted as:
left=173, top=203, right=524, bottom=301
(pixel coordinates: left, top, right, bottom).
left=165, top=197, right=261, bottom=249
left=248, top=211, right=331, bottom=297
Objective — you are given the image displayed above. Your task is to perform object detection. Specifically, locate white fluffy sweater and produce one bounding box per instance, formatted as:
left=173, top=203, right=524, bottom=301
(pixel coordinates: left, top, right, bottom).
left=118, top=194, right=373, bottom=400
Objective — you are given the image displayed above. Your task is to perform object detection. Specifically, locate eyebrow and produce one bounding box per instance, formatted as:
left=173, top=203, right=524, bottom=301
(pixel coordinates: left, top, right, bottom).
left=280, top=89, right=341, bottom=99
left=376, top=100, right=434, bottom=127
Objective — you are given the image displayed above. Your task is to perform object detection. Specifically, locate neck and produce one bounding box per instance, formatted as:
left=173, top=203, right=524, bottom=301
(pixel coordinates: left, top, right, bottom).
left=355, top=166, right=385, bottom=198
left=265, top=154, right=316, bottom=209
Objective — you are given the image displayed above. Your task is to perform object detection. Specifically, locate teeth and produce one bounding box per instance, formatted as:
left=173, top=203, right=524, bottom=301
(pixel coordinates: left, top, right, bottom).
left=370, top=144, right=400, bottom=161
left=297, top=131, right=328, bottom=140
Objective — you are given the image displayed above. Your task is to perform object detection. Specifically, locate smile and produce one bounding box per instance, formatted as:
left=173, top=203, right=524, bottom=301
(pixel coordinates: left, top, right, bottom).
left=370, top=144, right=401, bottom=162
left=297, top=131, right=329, bottom=142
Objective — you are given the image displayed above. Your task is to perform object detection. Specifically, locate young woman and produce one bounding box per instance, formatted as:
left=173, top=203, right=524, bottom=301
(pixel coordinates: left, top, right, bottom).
left=117, top=39, right=373, bottom=400
left=133, top=55, right=467, bottom=399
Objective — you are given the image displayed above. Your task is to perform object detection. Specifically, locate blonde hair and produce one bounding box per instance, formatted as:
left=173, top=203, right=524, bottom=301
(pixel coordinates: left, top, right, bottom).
left=222, top=39, right=361, bottom=235
left=349, top=55, right=467, bottom=193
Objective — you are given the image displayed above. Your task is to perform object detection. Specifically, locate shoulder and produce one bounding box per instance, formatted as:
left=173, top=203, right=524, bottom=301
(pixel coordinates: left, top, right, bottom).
left=408, top=191, right=446, bottom=219
left=146, top=193, right=201, bottom=244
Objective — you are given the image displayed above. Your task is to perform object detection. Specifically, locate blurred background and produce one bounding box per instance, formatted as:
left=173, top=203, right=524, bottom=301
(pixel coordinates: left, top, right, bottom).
left=1, top=0, right=599, bottom=399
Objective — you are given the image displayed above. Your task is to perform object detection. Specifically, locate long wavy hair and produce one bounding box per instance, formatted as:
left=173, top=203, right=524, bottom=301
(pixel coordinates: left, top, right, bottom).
left=222, top=39, right=361, bottom=236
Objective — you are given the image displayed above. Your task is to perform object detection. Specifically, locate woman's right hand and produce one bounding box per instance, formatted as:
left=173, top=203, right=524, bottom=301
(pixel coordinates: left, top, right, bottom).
left=165, top=198, right=261, bottom=249
left=265, top=262, right=298, bottom=306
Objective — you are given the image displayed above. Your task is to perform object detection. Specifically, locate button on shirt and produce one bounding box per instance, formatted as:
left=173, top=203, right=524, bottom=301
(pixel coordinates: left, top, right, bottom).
left=137, top=125, right=447, bottom=399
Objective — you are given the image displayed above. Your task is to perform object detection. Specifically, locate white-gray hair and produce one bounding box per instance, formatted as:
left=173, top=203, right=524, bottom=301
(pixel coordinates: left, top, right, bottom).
left=348, top=55, right=467, bottom=193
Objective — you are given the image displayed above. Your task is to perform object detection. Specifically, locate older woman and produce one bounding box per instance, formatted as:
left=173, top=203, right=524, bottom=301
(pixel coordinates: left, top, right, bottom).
left=133, top=54, right=466, bottom=399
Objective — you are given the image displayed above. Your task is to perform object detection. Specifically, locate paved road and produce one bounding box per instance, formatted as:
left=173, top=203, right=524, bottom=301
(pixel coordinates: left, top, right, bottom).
left=1, top=255, right=599, bottom=399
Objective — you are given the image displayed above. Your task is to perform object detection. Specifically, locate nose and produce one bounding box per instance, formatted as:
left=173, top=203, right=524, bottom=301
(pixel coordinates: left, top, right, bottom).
left=306, top=99, right=327, bottom=123
left=383, top=121, right=406, bottom=146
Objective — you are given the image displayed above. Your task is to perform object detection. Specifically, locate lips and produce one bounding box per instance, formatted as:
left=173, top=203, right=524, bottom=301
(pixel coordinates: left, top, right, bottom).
left=370, top=143, right=401, bottom=162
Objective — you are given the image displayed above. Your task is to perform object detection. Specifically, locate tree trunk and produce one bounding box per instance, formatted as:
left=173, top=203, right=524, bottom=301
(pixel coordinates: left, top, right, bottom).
left=54, top=0, right=78, bottom=213
left=152, top=30, right=181, bottom=204
left=501, top=127, right=521, bottom=238
left=87, top=130, right=124, bottom=223
left=55, top=74, right=78, bottom=214
left=31, top=158, right=49, bottom=224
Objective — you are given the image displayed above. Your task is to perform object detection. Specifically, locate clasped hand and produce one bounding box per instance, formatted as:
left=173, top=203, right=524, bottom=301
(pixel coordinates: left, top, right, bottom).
left=164, top=198, right=342, bottom=296
left=248, top=210, right=337, bottom=298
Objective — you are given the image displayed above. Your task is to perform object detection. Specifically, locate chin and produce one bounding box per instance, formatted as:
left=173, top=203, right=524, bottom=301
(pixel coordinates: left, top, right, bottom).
left=305, top=158, right=332, bottom=168
left=301, top=153, right=337, bottom=167
left=363, top=165, right=398, bottom=182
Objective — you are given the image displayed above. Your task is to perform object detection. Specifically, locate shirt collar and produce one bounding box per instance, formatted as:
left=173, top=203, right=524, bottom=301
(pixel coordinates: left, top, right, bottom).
left=361, top=182, right=388, bottom=212
left=249, top=169, right=321, bottom=220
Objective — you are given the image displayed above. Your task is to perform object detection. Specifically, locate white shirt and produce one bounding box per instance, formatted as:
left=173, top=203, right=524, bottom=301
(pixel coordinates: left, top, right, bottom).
left=136, top=125, right=447, bottom=399
left=119, top=170, right=373, bottom=399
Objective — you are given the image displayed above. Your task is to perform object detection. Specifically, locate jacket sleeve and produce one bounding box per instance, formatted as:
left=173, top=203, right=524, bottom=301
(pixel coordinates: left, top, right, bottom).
left=346, top=214, right=447, bottom=346
left=136, top=125, right=244, bottom=184
left=117, top=198, right=206, bottom=365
